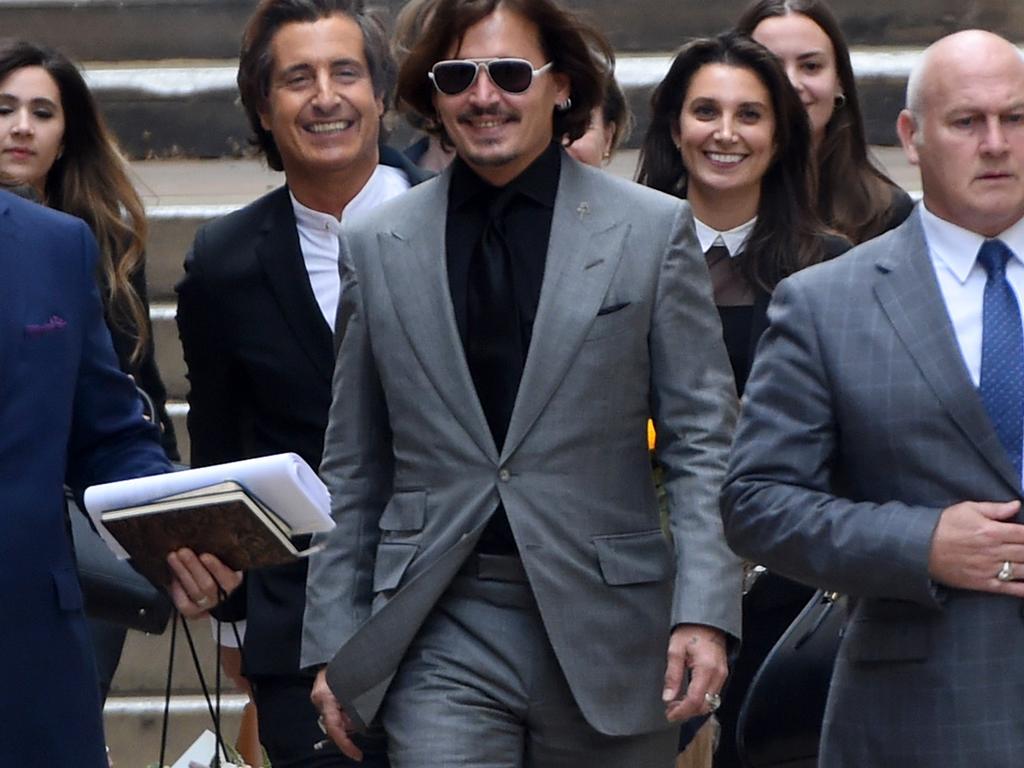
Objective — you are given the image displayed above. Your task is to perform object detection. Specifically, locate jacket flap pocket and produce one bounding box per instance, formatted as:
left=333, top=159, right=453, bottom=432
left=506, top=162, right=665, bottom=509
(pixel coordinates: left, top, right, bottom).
left=593, top=529, right=673, bottom=585
left=373, top=542, right=418, bottom=592
left=52, top=567, right=85, bottom=612
left=845, top=616, right=932, bottom=663
left=379, top=491, right=426, bottom=532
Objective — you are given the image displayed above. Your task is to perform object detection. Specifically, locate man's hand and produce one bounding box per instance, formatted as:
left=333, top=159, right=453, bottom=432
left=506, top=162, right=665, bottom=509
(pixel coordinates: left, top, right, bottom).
left=311, top=668, right=364, bottom=762
left=662, top=623, right=728, bottom=722
left=929, top=500, right=1024, bottom=596
left=166, top=548, right=243, bottom=618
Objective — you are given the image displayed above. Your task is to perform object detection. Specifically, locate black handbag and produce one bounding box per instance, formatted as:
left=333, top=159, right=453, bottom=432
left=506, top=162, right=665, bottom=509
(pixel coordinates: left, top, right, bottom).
left=67, top=382, right=175, bottom=634
left=68, top=492, right=173, bottom=634
left=736, top=590, right=849, bottom=768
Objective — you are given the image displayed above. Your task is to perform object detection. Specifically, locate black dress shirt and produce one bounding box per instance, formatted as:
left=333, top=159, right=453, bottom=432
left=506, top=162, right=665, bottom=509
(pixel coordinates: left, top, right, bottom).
left=445, top=142, right=561, bottom=554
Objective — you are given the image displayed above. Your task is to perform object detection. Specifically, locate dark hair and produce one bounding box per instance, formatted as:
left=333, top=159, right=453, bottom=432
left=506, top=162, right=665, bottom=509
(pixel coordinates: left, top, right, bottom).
left=736, top=0, right=903, bottom=243
left=637, top=31, right=829, bottom=291
left=396, top=0, right=614, bottom=147
left=237, top=0, right=395, bottom=171
left=0, top=39, right=150, bottom=362
left=600, top=73, right=632, bottom=153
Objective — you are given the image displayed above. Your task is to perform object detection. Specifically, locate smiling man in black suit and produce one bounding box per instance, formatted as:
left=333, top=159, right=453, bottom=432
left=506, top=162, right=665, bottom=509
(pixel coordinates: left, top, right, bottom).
left=175, top=1, right=427, bottom=765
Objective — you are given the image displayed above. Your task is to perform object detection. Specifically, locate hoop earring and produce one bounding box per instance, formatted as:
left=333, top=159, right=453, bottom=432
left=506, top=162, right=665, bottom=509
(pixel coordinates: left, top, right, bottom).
left=834, top=93, right=847, bottom=110
left=557, top=97, right=572, bottom=112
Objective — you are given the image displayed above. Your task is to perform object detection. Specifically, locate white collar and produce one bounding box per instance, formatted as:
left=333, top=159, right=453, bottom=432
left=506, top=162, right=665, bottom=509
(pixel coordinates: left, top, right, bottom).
left=693, top=215, right=757, bottom=257
left=919, top=203, right=1024, bottom=283
left=288, top=164, right=411, bottom=233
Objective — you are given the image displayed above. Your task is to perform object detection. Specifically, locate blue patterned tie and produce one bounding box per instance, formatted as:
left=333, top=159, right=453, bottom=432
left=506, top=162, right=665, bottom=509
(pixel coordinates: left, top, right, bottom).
left=978, top=239, right=1024, bottom=480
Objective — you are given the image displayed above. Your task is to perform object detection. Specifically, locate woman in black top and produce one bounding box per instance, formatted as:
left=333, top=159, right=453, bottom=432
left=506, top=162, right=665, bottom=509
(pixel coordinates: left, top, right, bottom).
left=0, top=39, right=179, bottom=700
left=637, top=32, right=849, bottom=766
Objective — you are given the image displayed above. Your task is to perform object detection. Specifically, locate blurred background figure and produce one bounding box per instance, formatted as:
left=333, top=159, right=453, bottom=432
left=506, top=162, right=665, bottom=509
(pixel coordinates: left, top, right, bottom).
left=0, top=37, right=179, bottom=706
left=736, top=0, right=913, bottom=244
left=565, top=70, right=632, bottom=168
left=393, top=0, right=453, bottom=171
left=637, top=31, right=849, bottom=768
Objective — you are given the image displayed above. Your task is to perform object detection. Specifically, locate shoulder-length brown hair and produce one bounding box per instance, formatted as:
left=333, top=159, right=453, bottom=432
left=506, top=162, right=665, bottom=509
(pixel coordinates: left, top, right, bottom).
left=0, top=39, right=150, bottom=363
left=637, top=32, right=833, bottom=291
left=396, top=0, right=613, bottom=147
left=736, top=0, right=904, bottom=243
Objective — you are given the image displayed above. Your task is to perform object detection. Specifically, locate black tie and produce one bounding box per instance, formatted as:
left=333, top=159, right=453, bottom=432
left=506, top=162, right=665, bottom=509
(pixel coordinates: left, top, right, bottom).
left=466, top=187, right=524, bottom=451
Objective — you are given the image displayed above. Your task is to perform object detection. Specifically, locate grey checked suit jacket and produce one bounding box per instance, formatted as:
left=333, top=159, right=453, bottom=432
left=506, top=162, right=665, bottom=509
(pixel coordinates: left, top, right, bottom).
left=302, top=155, right=741, bottom=737
left=723, top=207, right=1024, bottom=767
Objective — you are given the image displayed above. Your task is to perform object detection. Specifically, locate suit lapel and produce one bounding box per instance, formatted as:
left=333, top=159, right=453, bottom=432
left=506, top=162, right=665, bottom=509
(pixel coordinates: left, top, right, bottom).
left=378, top=172, right=498, bottom=462
left=873, top=214, right=1022, bottom=493
left=501, top=160, right=629, bottom=461
left=255, top=188, right=335, bottom=383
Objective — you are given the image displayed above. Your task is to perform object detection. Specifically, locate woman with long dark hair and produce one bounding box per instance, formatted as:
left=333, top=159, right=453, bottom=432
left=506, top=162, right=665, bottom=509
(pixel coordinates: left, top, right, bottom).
left=0, top=38, right=179, bottom=702
left=638, top=32, right=848, bottom=766
left=736, top=0, right=914, bottom=243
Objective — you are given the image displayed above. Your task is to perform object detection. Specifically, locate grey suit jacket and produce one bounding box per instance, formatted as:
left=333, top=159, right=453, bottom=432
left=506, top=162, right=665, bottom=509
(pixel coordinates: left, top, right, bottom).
left=723, top=207, right=1024, bottom=767
left=302, top=154, right=741, bottom=737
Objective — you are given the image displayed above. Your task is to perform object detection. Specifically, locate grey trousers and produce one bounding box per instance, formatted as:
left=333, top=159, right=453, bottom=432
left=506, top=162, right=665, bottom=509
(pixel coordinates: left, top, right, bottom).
left=380, top=555, right=676, bottom=767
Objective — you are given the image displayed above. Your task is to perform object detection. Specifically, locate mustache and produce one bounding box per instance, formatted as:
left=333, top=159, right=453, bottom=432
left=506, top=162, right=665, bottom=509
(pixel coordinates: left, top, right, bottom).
left=456, top=105, right=519, bottom=123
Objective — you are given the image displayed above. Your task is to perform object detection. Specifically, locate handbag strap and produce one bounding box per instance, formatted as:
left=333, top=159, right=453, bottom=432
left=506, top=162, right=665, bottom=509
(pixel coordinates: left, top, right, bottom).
left=158, top=581, right=244, bottom=767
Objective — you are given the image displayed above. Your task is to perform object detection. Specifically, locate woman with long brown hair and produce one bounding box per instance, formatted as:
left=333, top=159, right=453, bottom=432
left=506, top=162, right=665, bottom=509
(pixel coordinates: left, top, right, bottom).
left=736, top=0, right=914, bottom=244
left=638, top=32, right=849, bottom=766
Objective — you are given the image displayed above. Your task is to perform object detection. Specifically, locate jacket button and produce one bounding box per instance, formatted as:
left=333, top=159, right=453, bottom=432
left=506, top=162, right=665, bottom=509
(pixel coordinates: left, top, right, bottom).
left=498, top=469, right=511, bottom=482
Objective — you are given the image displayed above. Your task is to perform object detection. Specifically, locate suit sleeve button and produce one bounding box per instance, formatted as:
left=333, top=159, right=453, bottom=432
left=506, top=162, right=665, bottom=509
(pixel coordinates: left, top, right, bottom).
left=498, top=469, right=511, bottom=482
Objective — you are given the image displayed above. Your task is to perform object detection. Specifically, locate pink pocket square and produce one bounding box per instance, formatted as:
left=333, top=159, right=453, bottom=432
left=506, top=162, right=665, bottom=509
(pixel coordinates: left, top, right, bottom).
left=25, top=315, right=68, bottom=336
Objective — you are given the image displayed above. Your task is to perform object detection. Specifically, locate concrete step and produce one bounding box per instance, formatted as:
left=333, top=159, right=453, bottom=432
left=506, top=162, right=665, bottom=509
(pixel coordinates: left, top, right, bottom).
left=104, top=694, right=247, bottom=768
left=6, top=0, right=1021, bottom=60
left=105, top=618, right=247, bottom=768
left=86, top=46, right=936, bottom=159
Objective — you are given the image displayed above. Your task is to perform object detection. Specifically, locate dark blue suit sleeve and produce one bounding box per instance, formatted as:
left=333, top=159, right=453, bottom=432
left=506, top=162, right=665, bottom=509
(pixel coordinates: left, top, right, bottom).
left=65, top=219, right=172, bottom=494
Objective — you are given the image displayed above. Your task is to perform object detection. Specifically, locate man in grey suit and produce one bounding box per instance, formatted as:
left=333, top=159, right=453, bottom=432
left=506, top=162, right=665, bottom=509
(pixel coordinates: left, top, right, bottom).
left=301, top=0, right=740, bottom=764
left=723, top=30, right=1024, bottom=767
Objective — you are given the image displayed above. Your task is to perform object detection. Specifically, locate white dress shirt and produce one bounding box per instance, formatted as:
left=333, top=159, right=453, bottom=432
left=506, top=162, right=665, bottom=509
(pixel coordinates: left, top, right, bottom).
left=919, top=203, right=1024, bottom=387
left=290, top=164, right=411, bottom=331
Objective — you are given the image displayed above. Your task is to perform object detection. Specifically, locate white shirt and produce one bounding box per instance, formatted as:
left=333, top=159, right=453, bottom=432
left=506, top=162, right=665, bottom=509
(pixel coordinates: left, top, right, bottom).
left=290, top=164, right=411, bottom=330
left=919, top=203, right=1024, bottom=387
left=693, top=216, right=757, bottom=257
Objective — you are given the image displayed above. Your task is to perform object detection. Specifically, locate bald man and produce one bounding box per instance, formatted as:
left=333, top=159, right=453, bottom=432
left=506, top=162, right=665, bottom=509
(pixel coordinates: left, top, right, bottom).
left=723, top=30, right=1024, bottom=767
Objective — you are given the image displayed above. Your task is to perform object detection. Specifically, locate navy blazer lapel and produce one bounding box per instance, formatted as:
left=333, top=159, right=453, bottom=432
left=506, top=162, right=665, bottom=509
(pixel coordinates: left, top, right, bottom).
left=255, top=188, right=335, bottom=383
left=873, top=214, right=1022, bottom=493
left=378, top=171, right=498, bottom=462
left=500, top=160, right=629, bottom=461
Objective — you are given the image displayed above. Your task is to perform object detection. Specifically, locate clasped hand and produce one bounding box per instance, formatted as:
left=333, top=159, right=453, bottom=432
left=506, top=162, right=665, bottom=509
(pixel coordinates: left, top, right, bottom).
left=929, top=500, right=1024, bottom=595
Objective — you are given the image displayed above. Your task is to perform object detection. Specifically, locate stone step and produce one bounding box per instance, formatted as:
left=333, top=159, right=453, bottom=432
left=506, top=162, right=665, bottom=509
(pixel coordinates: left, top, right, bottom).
left=6, top=0, right=1020, bottom=60
left=104, top=694, right=247, bottom=768
left=104, top=617, right=247, bottom=766
left=85, top=46, right=937, bottom=159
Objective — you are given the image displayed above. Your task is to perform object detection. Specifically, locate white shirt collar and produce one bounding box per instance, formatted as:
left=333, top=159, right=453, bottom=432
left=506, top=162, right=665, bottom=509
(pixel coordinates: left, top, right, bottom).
left=288, top=164, right=411, bottom=232
left=693, top=215, right=757, bottom=257
left=919, top=202, right=1024, bottom=283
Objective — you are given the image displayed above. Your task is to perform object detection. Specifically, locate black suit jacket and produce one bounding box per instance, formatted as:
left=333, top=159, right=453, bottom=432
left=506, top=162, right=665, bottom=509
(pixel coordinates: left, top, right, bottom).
left=175, top=148, right=430, bottom=675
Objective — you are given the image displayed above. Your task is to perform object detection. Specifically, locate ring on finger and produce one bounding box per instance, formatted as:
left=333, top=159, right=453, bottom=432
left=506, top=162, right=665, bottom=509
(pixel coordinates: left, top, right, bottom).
left=195, top=595, right=211, bottom=608
left=704, top=691, right=721, bottom=713
left=997, top=560, right=1015, bottom=582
